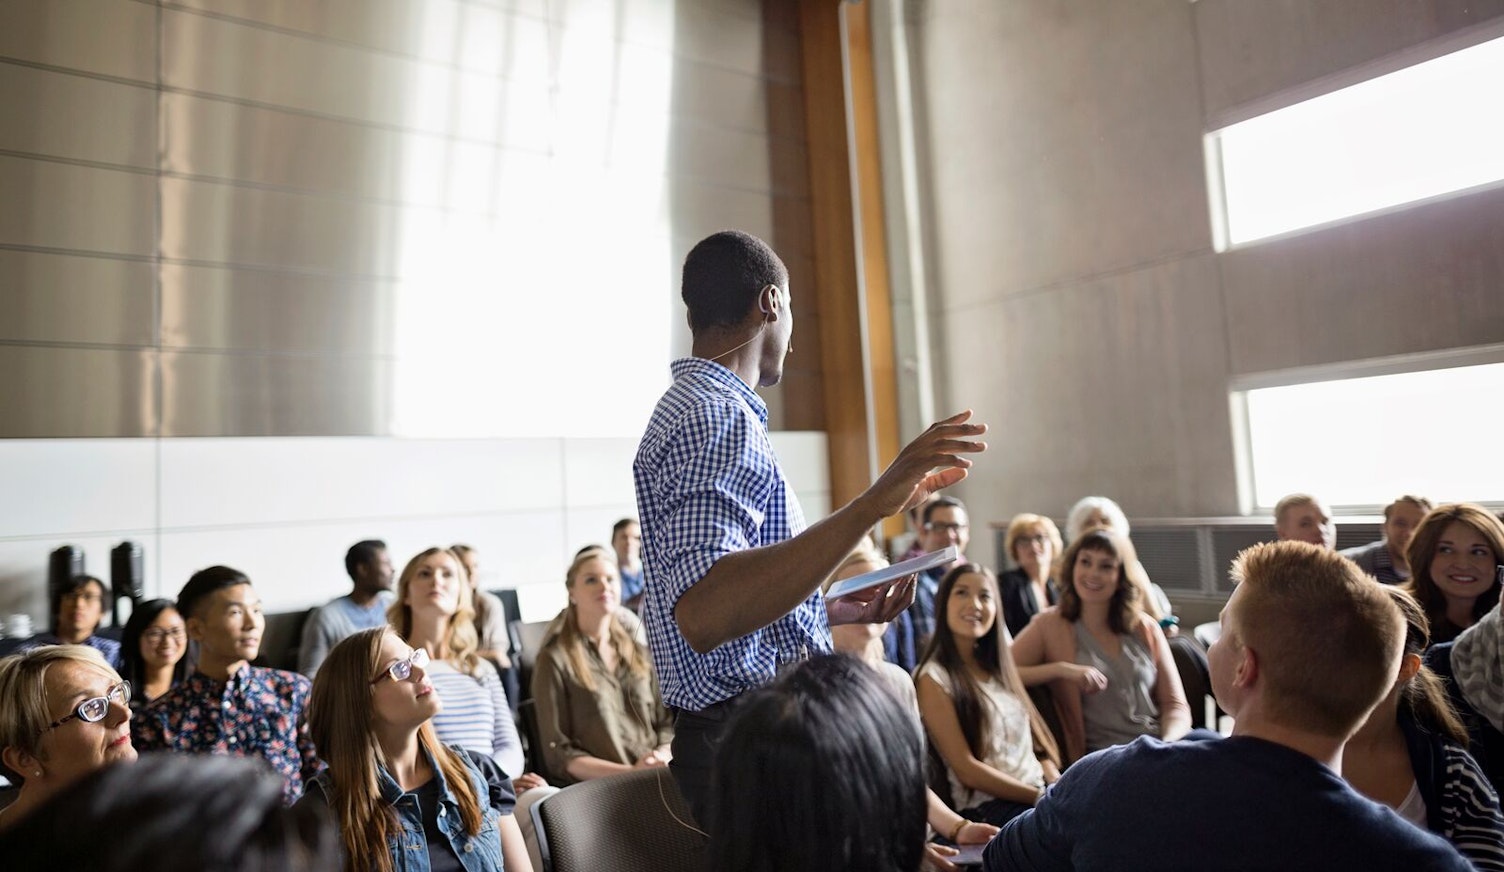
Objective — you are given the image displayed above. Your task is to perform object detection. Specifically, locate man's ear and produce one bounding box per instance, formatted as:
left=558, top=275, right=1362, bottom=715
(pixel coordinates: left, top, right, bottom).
left=185, top=612, right=205, bottom=644
left=1235, top=643, right=1259, bottom=690
left=759, top=284, right=782, bottom=319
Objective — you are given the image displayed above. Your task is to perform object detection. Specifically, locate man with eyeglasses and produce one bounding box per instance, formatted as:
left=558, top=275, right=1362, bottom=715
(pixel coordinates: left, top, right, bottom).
left=133, top=566, right=322, bottom=804
left=16, top=575, right=121, bottom=670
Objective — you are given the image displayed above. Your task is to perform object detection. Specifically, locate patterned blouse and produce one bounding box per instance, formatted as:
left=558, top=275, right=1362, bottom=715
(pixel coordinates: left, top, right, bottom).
left=132, top=665, right=322, bottom=804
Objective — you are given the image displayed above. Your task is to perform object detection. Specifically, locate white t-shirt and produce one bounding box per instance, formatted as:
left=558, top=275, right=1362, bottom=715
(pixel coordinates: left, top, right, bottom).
left=918, top=661, right=1044, bottom=812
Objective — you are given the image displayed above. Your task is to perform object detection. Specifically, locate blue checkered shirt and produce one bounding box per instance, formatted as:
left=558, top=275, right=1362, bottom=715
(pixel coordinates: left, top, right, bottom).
left=634, top=357, right=832, bottom=711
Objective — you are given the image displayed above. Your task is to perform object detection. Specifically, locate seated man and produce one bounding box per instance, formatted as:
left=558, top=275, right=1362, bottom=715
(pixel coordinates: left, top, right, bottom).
left=612, top=518, right=646, bottom=611
left=885, top=496, right=969, bottom=672
left=17, top=574, right=121, bottom=669
left=1341, top=495, right=1431, bottom=584
left=1274, top=492, right=1337, bottom=550
left=297, top=539, right=394, bottom=677
left=133, top=566, right=321, bottom=805
left=987, top=541, right=1471, bottom=871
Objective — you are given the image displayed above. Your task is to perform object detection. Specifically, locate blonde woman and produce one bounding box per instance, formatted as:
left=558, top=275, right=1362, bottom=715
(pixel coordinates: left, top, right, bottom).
left=0, top=646, right=136, bottom=829
left=299, top=627, right=529, bottom=871
left=998, top=514, right=1064, bottom=638
left=389, top=547, right=544, bottom=792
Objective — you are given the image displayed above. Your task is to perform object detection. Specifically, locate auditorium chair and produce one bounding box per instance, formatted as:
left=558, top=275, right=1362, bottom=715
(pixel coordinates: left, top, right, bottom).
left=532, top=768, right=706, bottom=872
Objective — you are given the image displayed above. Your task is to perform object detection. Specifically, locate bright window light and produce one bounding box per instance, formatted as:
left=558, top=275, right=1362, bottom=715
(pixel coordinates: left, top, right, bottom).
left=1210, top=35, right=1504, bottom=247
left=1240, top=362, right=1504, bottom=509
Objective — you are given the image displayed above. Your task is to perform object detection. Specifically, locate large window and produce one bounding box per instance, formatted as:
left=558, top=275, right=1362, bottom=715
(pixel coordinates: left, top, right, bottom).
left=1207, top=34, right=1504, bottom=248
left=1235, top=359, right=1504, bottom=510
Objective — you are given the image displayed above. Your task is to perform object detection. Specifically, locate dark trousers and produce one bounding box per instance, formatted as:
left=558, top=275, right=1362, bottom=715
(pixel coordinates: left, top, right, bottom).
left=668, top=699, right=738, bottom=829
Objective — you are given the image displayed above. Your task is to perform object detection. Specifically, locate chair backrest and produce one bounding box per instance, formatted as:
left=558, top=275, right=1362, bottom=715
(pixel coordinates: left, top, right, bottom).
left=1167, top=633, right=1214, bottom=730
left=510, top=618, right=554, bottom=697
left=254, top=608, right=316, bottom=673
left=516, top=697, right=549, bottom=781
left=533, top=769, right=707, bottom=872
left=491, top=588, right=523, bottom=654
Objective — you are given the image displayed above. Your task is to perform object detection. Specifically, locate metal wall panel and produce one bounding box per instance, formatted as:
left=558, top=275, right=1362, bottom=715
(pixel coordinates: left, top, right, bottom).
left=0, top=346, right=155, bottom=437
left=159, top=176, right=405, bottom=276
left=0, top=0, right=157, bottom=83
left=0, top=250, right=156, bottom=346
left=160, top=351, right=393, bottom=436
left=160, top=263, right=395, bottom=355
left=0, top=64, right=157, bottom=169
left=0, top=155, right=156, bottom=256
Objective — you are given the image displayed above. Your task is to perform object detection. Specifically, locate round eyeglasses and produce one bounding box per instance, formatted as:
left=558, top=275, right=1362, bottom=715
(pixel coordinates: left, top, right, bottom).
left=45, top=681, right=131, bottom=732
left=373, top=648, right=430, bottom=685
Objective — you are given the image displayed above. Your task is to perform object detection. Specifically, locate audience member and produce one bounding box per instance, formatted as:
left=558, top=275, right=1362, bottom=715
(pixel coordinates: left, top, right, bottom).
left=1403, top=503, right=1504, bottom=644
left=0, top=754, right=337, bottom=872
left=1274, top=492, right=1337, bottom=550
left=1345, top=587, right=1504, bottom=869
left=389, top=547, right=542, bottom=793
left=16, top=574, right=121, bottom=669
left=612, top=518, right=646, bottom=611
left=708, top=654, right=929, bottom=872
left=119, top=598, right=189, bottom=710
left=298, top=539, right=395, bottom=677
left=1065, top=496, right=1176, bottom=630
left=998, top=514, right=1063, bottom=639
left=824, top=543, right=1001, bottom=872
left=885, top=496, right=971, bottom=672
left=1343, top=495, right=1433, bottom=584
left=451, top=543, right=521, bottom=713
left=299, top=627, right=528, bottom=872
left=986, top=541, right=1473, bottom=871
left=0, top=646, right=135, bottom=830
left=532, top=550, right=672, bottom=784
left=1427, top=596, right=1504, bottom=795
left=917, top=564, right=1061, bottom=828
left=133, top=566, right=321, bottom=805
left=1013, top=529, right=1191, bottom=763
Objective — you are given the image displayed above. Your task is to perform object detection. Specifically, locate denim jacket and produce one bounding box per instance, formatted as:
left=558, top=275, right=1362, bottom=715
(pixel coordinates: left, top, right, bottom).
left=305, top=745, right=505, bottom=872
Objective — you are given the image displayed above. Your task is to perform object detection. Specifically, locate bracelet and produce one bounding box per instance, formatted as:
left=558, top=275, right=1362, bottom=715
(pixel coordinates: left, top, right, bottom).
left=948, top=817, right=968, bottom=842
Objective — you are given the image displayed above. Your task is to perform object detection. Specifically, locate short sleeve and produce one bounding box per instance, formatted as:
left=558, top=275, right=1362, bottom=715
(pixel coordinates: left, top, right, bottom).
left=463, top=748, right=519, bottom=817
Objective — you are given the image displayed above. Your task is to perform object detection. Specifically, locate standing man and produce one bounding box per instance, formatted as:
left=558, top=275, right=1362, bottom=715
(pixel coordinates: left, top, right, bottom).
left=297, top=540, right=395, bottom=677
left=634, top=230, right=986, bottom=822
left=134, top=566, right=322, bottom=805
left=1342, top=495, right=1432, bottom=584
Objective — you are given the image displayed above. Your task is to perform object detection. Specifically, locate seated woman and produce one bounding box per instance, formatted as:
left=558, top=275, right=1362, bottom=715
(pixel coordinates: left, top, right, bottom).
left=1403, top=503, right=1504, bottom=644
left=1065, top=496, right=1177, bottom=632
left=825, top=543, right=1001, bottom=872
left=1013, top=529, right=1191, bottom=764
left=997, top=514, right=1064, bottom=639
left=0, top=646, right=136, bottom=829
left=300, top=627, right=529, bottom=871
left=916, top=563, right=1062, bottom=829
left=118, top=598, right=189, bottom=711
left=1428, top=597, right=1504, bottom=796
left=710, top=654, right=929, bottom=872
left=15, top=575, right=122, bottom=668
left=532, top=550, right=672, bottom=784
left=389, top=547, right=545, bottom=794
left=1345, top=587, right=1504, bottom=869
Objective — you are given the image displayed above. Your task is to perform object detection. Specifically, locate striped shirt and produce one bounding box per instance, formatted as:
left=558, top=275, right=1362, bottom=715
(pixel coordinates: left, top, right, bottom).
left=634, top=357, right=831, bottom=712
left=1404, top=712, right=1504, bottom=872
left=427, top=660, right=524, bottom=778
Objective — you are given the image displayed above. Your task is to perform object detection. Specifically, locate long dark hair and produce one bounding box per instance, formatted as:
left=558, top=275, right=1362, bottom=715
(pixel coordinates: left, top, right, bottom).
left=709, top=654, right=927, bottom=872
left=918, top=564, right=1061, bottom=770
left=119, top=598, right=190, bottom=694
left=1403, top=503, right=1504, bottom=640
left=1057, top=529, right=1141, bottom=634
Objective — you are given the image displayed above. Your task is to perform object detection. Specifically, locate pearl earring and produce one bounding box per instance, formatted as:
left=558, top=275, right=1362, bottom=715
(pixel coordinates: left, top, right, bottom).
left=33, top=770, right=41, bottom=777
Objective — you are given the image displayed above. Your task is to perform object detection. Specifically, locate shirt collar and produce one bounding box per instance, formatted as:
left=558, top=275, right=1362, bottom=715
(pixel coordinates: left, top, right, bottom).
left=672, top=357, right=767, bottom=425
left=188, top=662, right=252, bottom=694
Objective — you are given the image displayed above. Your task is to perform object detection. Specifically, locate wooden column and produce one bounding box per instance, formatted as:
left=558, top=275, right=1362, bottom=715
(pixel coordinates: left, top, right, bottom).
left=798, top=0, right=903, bottom=532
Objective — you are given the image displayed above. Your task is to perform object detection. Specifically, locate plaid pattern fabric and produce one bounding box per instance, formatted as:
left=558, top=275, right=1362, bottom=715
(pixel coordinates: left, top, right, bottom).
left=634, top=358, right=831, bottom=711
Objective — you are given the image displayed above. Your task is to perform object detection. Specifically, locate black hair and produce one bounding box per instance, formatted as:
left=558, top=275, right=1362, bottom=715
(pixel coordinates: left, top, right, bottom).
left=0, top=755, right=338, bottom=872
left=49, top=574, right=107, bottom=634
left=611, top=518, right=638, bottom=538
left=177, top=566, right=252, bottom=621
left=708, top=654, right=927, bottom=872
left=344, top=539, right=387, bottom=582
left=119, top=598, right=191, bottom=695
left=921, top=496, right=965, bottom=528
left=681, top=230, right=789, bottom=333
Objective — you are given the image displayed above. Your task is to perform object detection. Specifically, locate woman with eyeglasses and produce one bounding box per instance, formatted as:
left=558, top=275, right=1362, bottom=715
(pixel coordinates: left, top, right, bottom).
left=998, top=514, right=1064, bottom=639
left=0, top=645, right=136, bottom=829
left=119, top=599, right=190, bottom=710
left=300, top=626, right=529, bottom=871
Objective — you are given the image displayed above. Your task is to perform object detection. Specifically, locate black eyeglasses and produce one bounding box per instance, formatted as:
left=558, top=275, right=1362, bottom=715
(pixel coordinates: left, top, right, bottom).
left=45, top=681, right=130, bottom=731
left=926, top=522, right=968, bottom=533
left=372, top=648, right=430, bottom=685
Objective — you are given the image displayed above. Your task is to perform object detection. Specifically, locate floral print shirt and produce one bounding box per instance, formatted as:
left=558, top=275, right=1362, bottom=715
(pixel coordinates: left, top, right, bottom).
left=132, top=664, right=322, bottom=804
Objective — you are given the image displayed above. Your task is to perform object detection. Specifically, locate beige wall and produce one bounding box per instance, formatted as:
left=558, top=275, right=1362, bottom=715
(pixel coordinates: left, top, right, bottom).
left=905, top=0, right=1504, bottom=529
